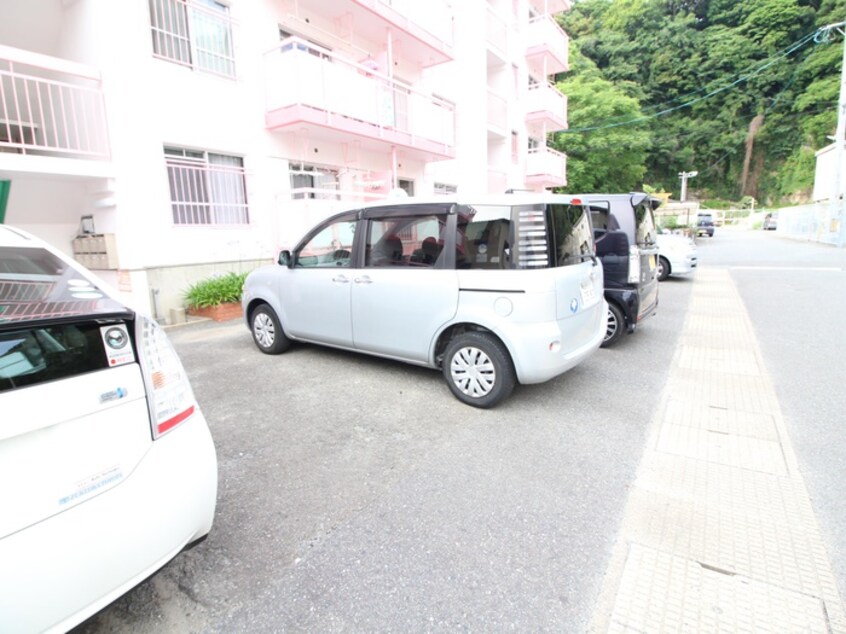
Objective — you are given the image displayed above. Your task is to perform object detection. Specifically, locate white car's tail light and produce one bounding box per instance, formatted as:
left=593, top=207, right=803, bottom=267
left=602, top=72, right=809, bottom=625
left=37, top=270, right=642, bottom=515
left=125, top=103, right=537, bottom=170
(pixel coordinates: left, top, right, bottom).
left=136, top=315, right=196, bottom=438
left=628, top=245, right=641, bottom=283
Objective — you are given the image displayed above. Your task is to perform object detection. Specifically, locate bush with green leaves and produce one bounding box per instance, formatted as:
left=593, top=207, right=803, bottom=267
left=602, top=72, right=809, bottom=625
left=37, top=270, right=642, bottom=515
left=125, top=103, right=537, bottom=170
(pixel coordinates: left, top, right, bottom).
left=184, top=271, right=249, bottom=308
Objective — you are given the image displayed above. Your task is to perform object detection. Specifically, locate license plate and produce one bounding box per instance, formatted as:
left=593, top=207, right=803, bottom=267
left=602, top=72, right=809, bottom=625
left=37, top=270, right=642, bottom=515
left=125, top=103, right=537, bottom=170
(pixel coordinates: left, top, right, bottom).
left=580, top=281, right=596, bottom=306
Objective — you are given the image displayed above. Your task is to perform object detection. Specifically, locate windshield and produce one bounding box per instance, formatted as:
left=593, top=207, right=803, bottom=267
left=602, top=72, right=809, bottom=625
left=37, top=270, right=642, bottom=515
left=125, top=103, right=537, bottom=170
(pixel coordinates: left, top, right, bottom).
left=0, top=247, right=128, bottom=327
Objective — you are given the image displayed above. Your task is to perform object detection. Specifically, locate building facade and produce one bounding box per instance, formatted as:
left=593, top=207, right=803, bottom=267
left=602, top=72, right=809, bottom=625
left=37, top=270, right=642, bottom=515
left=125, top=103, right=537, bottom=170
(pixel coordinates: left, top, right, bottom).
left=0, top=0, right=571, bottom=320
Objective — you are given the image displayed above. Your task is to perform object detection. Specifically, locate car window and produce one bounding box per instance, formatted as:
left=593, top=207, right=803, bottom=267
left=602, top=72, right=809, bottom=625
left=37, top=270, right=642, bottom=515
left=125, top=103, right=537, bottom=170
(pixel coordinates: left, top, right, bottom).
left=295, top=218, right=357, bottom=268
left=548, top=203, right=594, bottom=266
left=456, top=204, right=513, bottom=269
left=634, top=201, right=657, bottom=245
left=0, top=321, right=116, bottom=392
left=365, top=214, right=446, bottom=268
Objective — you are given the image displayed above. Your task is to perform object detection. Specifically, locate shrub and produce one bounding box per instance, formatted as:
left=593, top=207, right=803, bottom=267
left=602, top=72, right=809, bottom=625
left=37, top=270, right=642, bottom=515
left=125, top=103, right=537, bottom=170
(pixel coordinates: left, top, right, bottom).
left=184, top=271, right=249, bottom=308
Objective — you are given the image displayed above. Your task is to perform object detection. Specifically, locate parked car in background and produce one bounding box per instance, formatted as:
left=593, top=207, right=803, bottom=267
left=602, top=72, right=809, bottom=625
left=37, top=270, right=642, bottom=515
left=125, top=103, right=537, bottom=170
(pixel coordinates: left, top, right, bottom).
left=242, top=194, right=607, bottom=408
left=655, top=227, right=698, bottom=281
left=696, top=213, right=715, bottom=237
left=763, top=212, right=779, bottom=230
left=0, top=226, right=218, bottom=633
left=578, top=193, right=660, bottom=347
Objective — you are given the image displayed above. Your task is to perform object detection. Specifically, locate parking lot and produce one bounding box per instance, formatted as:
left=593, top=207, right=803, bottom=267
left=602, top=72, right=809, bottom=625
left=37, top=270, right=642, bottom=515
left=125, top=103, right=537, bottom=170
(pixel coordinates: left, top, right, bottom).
left=74, top=265, right=693, bottom=632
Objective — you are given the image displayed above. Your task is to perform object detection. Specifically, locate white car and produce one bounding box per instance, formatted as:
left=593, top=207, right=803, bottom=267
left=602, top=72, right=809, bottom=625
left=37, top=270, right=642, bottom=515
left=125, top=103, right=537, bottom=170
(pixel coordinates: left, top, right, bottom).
left=243, top=194, right=607, bottom=408
left=655, top=227, right=698, bottom=281
left=0, top=226, right=217, bottom=633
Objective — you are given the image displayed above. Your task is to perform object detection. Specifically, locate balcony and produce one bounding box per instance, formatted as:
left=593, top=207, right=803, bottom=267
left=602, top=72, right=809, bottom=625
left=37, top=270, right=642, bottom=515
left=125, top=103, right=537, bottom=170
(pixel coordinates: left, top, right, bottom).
left=264, top=38, right=455, bottom=161
left=526, top=15, right=569, bottom=79
left=487, top=90, right=507, bottom=136
left=0, top=45, right=110, bottom=172
left=488, top=168, right=508, bottom=194
left=279, top=0, right=453, bottom=67
left=486, top=8, right=508, bottom=61
left=526, top=146, right=566, bottom=188
left=526, top=82, right=568, bottom=136
left=527, top=0, right=572, bottom=15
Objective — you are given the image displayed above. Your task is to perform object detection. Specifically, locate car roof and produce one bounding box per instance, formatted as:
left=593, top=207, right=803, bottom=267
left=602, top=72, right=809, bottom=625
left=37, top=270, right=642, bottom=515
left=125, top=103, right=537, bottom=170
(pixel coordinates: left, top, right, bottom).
left=0, top=225, right=40, bottom=248
left=351, top=192, right=589, bottom=211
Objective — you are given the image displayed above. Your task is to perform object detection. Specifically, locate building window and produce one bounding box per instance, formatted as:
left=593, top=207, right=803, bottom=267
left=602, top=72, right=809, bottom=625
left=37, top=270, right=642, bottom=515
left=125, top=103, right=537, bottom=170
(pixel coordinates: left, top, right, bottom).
left=149, top=0, right=236, bottom=78
left=434, top=183, right=457, bottom=195
left=165, top=148, right=249, bottom=225
left=289, top=162, right=339, bottom=199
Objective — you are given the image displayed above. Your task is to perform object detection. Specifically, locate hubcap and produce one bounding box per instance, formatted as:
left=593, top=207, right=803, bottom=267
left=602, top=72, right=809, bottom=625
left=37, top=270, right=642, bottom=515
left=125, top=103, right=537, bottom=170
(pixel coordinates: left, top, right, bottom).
left=450, top=346, right=496, bottom=398
left=605, top=308, right=619, bottom=342
left=253, top=312, right=275, bottom=348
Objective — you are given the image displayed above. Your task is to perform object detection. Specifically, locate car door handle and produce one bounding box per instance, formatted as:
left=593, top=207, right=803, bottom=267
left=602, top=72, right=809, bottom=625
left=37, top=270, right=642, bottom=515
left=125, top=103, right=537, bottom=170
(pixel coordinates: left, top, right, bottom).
left=354, top=276, right=373, bottom=284
left=332, top=275, right=350, bottom=284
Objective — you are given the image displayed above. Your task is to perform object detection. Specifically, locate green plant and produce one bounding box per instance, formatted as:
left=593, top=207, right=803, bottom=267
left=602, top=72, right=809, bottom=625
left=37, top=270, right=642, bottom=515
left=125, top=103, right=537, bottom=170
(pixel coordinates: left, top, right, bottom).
left=184, top=271, right=249, bottom=308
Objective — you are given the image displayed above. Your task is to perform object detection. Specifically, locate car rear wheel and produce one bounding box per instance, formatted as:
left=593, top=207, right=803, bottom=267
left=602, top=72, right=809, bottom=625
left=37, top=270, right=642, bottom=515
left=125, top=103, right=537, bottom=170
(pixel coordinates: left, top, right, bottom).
left=251, top=304, right=290, bottom=354
left=657, top=256, right=670, bottom=282
left=602, top=302, right=625, bottom=348
left=442, top=332, right=516, bottom=408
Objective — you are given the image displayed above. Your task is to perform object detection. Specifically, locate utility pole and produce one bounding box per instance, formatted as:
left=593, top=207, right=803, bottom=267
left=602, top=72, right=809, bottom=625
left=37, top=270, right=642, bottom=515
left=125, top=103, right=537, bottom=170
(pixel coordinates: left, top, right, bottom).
left=820, top=21, right=846, bottom=247
left=678, top=170, right=697, bottom=202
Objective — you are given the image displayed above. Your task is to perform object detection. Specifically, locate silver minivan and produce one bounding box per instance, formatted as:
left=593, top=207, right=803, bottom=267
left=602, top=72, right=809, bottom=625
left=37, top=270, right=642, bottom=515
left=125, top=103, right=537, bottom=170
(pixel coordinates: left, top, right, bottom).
left=242, top=194, right=607, bottom=408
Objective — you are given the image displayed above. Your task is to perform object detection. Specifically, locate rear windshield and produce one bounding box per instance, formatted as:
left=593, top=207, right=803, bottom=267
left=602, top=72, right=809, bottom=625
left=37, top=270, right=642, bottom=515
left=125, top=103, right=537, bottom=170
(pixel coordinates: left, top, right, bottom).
left=634, top=201, right=657, bottom=246
left=0, top=321, right=120, bottom=392
left=0, top=247, right=128, bottom=326
left=456, top=203, right=593, bottom=269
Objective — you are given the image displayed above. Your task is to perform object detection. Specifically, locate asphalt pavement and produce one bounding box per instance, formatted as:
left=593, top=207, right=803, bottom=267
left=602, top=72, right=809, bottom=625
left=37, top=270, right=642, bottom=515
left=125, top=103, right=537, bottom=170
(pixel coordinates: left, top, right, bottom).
left=74, top=226, right=846, bottom=633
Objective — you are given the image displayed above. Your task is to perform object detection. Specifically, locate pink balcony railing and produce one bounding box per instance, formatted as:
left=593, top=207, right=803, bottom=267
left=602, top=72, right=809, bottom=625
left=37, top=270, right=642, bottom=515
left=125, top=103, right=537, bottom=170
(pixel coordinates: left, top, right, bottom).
left=264, top=38, right=455, bottom=157
left=0, top=45, right=109, bottom=159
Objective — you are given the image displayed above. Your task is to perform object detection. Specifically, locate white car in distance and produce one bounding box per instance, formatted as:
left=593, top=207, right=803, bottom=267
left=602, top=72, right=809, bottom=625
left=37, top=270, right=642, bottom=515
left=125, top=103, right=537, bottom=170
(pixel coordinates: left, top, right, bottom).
left=655, top=226, right=698, bottom=281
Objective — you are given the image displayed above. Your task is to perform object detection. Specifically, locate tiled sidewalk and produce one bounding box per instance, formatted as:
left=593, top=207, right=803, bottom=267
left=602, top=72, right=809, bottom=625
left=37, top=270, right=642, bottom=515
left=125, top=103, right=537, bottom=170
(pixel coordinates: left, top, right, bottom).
left=589, top=268, right=846, bottom=633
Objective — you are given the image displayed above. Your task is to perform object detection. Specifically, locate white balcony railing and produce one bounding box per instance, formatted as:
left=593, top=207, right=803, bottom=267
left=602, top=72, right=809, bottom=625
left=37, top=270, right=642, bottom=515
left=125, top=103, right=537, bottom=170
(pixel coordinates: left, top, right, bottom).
left=265, top=38, right=455, bottom=150
left=526, top=0, right=572, bottom=16
left=487, top=90, right=507, bottom=131
left=486, top=8, right=508, bottom=57
left=527, top=82, right=567, bottom=120
left=0, top=45, right=109, bottom=159
left=488, top=168, right=508, bottom=194
left=526, top=146, right=566, bottom=182
left=526, top=15, right=569, bottom=77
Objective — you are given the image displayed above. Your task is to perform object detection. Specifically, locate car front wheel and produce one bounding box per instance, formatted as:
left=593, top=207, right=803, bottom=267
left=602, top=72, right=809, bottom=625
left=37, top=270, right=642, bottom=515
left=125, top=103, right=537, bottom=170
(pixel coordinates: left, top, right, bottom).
left=602, top=302, right=625, bottom=348
left=442, top=332, right=516, bottom=408
left=251, top=304, right=290, bottom=354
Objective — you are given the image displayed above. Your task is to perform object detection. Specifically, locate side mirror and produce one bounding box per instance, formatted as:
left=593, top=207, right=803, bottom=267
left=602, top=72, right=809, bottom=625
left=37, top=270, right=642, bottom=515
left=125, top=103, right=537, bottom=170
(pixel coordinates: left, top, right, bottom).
left=278, top=250, right=292, bottom=267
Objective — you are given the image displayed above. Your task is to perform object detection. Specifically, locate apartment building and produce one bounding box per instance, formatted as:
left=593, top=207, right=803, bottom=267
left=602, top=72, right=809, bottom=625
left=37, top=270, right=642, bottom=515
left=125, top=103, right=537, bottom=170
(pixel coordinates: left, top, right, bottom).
left=0, top=0, right=570, bottom=320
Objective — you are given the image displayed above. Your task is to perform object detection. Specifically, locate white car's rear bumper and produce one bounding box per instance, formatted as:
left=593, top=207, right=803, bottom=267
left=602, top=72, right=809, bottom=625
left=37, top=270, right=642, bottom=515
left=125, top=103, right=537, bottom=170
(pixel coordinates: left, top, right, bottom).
left=0, top=412, right=217, bottom=634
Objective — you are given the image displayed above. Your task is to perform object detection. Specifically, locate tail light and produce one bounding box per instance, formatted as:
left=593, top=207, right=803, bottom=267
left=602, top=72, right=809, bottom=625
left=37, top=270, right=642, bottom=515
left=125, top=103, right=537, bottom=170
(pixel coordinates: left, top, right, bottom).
left=135, top=315, right=196, bottom=439
left=627, top=245, right=641, bottom=283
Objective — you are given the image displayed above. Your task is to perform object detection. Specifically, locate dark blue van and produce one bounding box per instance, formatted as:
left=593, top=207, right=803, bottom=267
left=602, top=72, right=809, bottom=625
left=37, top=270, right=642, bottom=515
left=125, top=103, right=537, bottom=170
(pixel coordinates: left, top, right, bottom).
left=579, top=193, right=660, bottom=347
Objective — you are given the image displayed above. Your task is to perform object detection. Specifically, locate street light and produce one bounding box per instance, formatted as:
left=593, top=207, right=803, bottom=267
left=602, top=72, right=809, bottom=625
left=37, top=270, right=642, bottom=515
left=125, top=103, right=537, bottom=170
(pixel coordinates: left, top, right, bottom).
left=678, top=170, right=698, bottom=202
